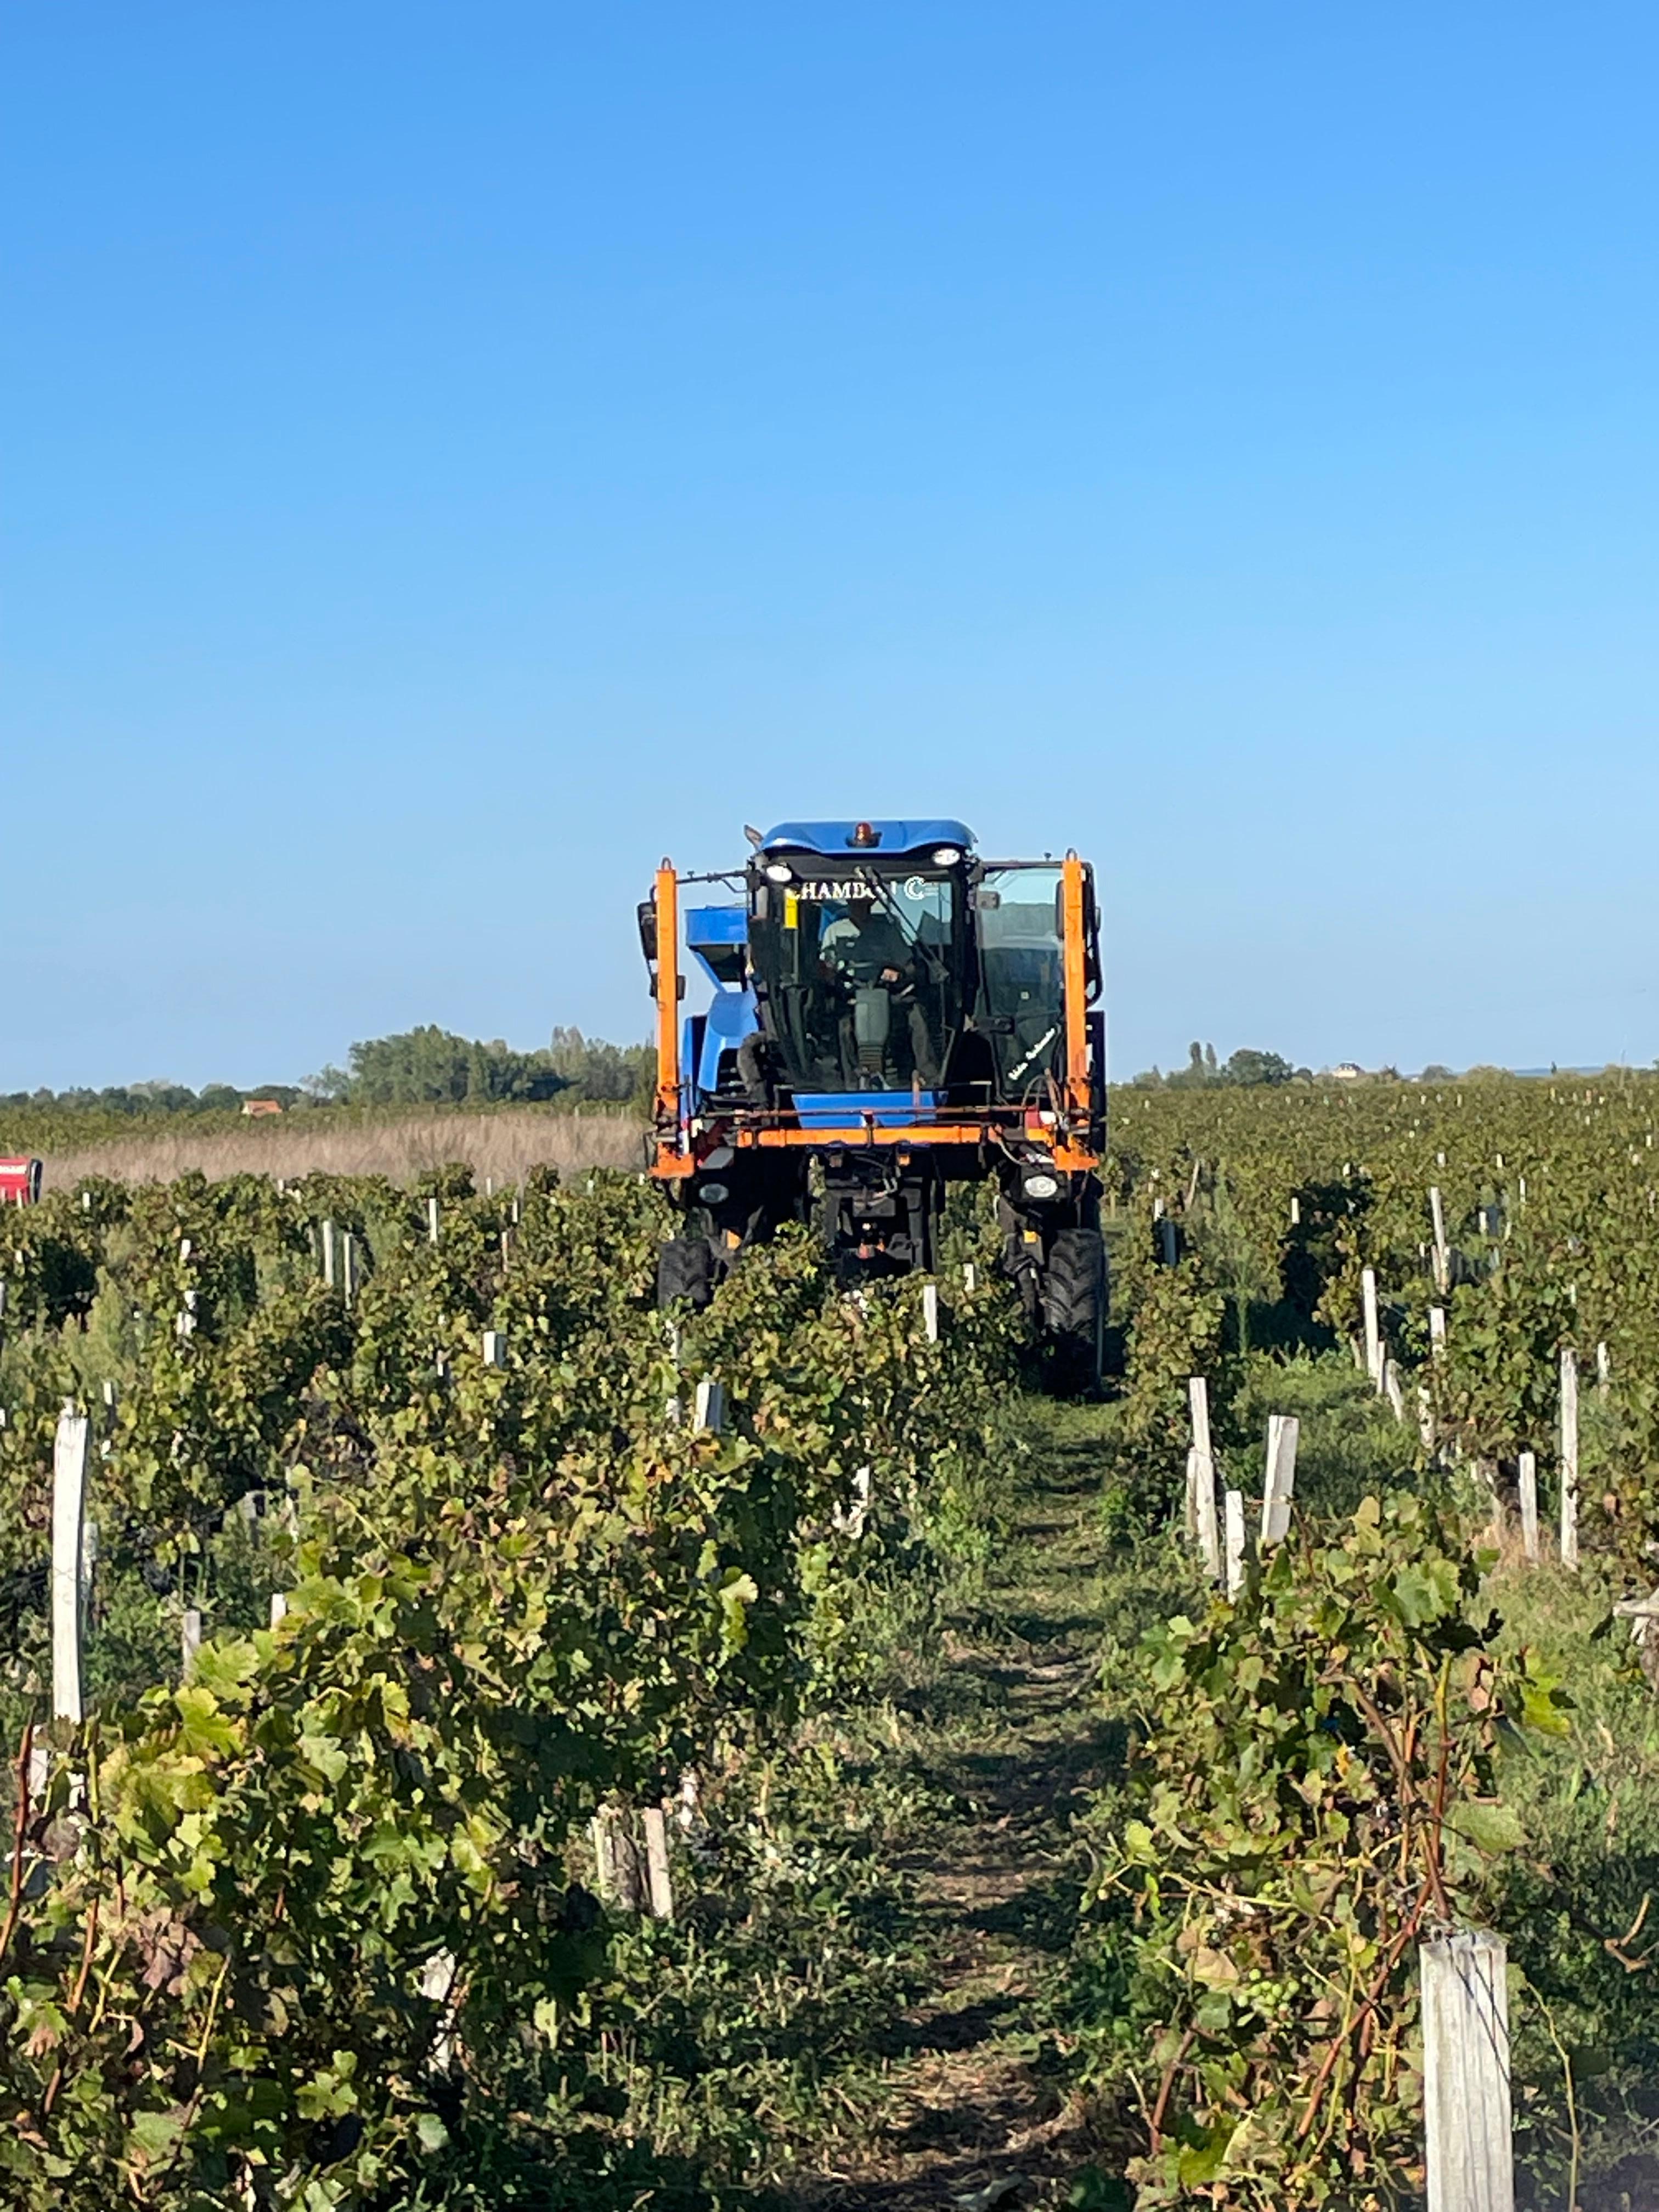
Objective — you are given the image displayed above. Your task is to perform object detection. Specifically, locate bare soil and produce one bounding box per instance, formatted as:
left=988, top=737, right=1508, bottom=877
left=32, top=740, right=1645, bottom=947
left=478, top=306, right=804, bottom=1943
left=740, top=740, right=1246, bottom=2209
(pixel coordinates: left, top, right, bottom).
left=798, top=1432, right=1116, bottom=2211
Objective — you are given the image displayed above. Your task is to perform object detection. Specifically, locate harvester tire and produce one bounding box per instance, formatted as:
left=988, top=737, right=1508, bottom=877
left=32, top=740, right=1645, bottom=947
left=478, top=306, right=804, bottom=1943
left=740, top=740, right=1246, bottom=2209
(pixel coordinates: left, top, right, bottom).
left=658, top=1235, right=715, bottom=1311
left=1042, top=1227, right=1105, bottom=1395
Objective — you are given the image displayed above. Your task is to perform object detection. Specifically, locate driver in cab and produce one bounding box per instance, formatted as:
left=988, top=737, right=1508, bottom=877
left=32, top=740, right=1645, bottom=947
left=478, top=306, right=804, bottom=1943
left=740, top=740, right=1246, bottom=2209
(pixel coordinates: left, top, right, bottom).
left=820, top=892, right=911, bottom=988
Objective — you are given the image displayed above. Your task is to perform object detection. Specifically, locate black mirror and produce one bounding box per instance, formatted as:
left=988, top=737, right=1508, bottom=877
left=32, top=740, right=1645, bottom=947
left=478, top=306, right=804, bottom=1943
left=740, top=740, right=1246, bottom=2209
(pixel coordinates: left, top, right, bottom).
left=636, top=900, right=658, bottom=965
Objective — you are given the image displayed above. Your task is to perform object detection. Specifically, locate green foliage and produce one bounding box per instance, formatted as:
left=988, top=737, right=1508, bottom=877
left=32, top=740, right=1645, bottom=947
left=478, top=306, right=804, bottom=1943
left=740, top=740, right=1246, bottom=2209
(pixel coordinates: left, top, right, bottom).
left=1073, top=1491, right=1556, bottom=2210
left=0, top=1161, right=1014, bottom=2208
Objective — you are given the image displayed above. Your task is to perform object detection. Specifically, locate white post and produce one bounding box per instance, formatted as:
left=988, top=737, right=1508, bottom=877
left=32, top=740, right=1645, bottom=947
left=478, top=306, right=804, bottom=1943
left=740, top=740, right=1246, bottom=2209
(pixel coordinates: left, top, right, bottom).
left=921, top=1283, right=939, bottom=1342
left=269, top=1592, right=288, bottom=1627
left=1187, top=1377, right=1218, bottom=1576
left=427, top=1196, right=440, bottom=1245
left=1560, top=1348, right=1579, bottom=1570
left=1260, top=1415, right=1299, bottom=1547
left=321, top=1218, right=336, bottom=1288
left=341, top=1231, right=356, bottom=1306
left=182, top=1607, right=202, bottom=1674
left=1517, top=1452, right=1539, bottom=1565
left=1421, top=1929, right=1513, bottom=2212
left=693, top=1378, right=726, bottom=1435
left=1429, top=1187, right=1450, bottom=1294
left=1194, top=1447, right=1220, bottom=1582
left=52, top=1406, right=89, bottom=1723
left=1223, top=1488, right=1246, bottom=1599
left=1383, top=1357, right=1406, bottom=1424
left=1429, top=1305, right=1447, bottom=1353
left=962, top=1262, right=977, bottom=1293
left=1597, top=1341, right=1611, bottom=1397
left=482, top=1330, right=506, bottom=1368
left=642, top=1804, right=675, bottom=1921
left=1362, top=1267, right=1382, bottom=1390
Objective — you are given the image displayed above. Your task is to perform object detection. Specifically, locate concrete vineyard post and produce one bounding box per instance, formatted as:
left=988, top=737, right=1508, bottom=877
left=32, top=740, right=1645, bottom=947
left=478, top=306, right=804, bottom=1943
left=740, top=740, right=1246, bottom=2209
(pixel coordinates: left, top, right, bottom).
left=1517, top=1451, right=1539, bottom=1565
left=1223, top=1488, right=1246, bottom=1599
left=321, top=1218, right=336, bottom=1289
left=1361, top=1267, right=1383, bottom=1391
left=1260, top=1414, right=1299, bottom=1548
left=52, top=1405, right=89, bottom=1724
left=642, top=1805, right=675, bottom=1920
left=1429, top=1186, right=1450, bottom=1294
left=269, top=1592, right=287, bottom=1627
left=1421, top=1929, right=1513, bottom=2212
left=182, top=1607, right=202, bottom=1676
left=1560, top=1347, right=1579, bottom=1570
left=693, top=1378, right=725, bottom=1435
left=1383, top=1357, right=1405, bottom=1424
left=342, top=1231, right=356, bottom=1307
left=922, top=1282, right=939, bottom=1342
left=427, top=1197, right=439, bottom=1245
left=1188, top=1378, right=1219, bottom=1578
left=482, top=1330, right=505, bottom=1368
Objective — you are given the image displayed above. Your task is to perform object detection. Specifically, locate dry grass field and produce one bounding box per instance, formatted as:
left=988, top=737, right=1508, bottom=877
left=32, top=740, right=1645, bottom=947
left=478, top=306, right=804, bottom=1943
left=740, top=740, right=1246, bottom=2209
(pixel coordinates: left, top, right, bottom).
left=38, top=1109, right=645, bottom=1192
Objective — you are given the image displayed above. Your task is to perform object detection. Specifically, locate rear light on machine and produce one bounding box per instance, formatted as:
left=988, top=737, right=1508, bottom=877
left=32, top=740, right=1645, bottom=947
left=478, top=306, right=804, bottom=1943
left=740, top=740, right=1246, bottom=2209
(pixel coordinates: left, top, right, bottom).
left=0, top=1158, right=43, bottom=1205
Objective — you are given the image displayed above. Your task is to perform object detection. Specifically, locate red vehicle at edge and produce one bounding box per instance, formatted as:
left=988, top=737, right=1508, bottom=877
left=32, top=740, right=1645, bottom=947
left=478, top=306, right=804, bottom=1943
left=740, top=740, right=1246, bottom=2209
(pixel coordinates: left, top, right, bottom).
left=0, top=1158, right=43, bottom=1205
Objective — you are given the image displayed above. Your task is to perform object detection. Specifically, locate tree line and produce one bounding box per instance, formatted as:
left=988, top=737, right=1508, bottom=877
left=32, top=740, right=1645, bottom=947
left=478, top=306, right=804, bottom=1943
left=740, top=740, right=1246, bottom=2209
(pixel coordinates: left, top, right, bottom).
left=1, top=1026, right=654, bottom=1118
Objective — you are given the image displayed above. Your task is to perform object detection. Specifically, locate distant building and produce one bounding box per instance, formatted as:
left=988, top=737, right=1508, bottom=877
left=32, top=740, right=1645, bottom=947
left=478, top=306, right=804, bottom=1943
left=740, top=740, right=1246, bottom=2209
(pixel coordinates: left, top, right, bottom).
left=241, top=1098, right=283, bottom=1117
left=1331, top=1063, right=1364, bottom=1081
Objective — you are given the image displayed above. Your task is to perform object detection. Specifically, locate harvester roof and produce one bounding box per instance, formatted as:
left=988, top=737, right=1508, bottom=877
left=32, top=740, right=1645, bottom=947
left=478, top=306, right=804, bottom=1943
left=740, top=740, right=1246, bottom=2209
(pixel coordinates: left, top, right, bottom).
left=759, top=819, right=975, bottom=855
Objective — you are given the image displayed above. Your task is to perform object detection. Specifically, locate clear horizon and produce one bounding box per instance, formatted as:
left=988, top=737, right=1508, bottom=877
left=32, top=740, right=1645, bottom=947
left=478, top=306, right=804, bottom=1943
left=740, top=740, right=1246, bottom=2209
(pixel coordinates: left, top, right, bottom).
left=8, top=5, right=1659, bottom=1090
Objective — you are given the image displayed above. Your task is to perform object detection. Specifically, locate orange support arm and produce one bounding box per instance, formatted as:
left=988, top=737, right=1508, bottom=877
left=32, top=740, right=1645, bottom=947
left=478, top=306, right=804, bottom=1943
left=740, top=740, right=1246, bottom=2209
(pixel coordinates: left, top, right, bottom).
left=653, top=862, right=692, bottom=1173
left=1061, top=852, right=1090, bottom=1118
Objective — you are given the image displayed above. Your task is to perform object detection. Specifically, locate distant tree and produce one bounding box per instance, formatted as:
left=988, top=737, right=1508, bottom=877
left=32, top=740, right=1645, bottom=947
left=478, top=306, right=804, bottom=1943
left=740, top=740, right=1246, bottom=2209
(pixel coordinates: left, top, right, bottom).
left=548, top=1027, right=654, bottom=1108
left=1221, top=1048, right=1295, bottom=1087
left=1420, top=1064, right=1455, bottom=1082
left=196, top=1084, right=244, bottom=1112
left=346, top=1026, right=566, bottom=1107
left=1204, top=1042, right=1218, bottom=1076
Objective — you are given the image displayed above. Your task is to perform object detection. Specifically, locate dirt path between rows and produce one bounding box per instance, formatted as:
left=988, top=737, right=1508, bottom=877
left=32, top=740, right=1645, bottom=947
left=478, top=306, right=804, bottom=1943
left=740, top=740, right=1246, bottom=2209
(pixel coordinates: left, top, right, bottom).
left=801, top=1419, right=1117, bottom=2211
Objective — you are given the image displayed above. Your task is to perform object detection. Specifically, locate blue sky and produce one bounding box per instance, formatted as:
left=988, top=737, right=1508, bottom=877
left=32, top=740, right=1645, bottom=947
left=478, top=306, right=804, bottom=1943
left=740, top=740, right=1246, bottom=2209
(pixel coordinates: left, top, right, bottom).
left=6, top=4, right=1659, bottom=1087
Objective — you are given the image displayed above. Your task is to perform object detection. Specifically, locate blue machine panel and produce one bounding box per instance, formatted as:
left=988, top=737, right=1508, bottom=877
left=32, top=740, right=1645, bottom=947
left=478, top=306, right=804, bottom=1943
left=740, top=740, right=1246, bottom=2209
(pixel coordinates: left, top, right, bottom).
left=793, top=1089, right=947, bottom=1128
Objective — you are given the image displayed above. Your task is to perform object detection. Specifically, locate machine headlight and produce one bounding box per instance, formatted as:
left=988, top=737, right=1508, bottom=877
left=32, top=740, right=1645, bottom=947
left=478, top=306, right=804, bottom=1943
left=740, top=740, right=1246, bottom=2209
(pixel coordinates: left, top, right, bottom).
left=932, top=846, right=962, bottom=866
left=698, top=1181, right=731, bottom=1205
left=764, top=862, right=793, bottom=883
left=1022, top=1169, right=1061, bottom=1201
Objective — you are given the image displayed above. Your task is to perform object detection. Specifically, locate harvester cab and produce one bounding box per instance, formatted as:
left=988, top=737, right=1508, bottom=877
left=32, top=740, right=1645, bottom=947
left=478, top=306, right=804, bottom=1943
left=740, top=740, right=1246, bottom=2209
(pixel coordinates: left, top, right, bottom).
left=640, top=819, right=1108, bottom=1385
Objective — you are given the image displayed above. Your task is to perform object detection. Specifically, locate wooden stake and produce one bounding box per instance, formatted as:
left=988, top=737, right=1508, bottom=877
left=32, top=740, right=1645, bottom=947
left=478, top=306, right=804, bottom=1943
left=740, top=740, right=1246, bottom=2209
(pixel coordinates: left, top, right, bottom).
left=1517, top=1452, right=1538, bottom=1565
left=1421, top=1929, right=1513, bottom=2212
left=52, top=1406, right=89, bottom=1723
left=1560, top=1348, right=1579, bottom=1571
